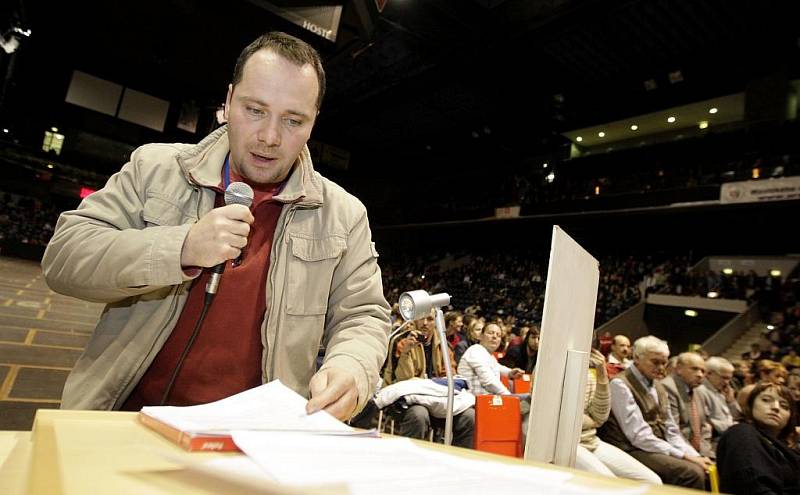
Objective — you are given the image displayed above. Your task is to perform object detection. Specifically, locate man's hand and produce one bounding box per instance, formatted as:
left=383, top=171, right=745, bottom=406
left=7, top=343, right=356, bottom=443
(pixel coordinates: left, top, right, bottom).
left=180, top=205, right=254, bottom=268
left=590, top=349, right=608, bottom=382
left=306, top=368, right=359, bottom=421
left=685, top=455, right=713, bottom=471
left=508, top=368, right=525, bottom=379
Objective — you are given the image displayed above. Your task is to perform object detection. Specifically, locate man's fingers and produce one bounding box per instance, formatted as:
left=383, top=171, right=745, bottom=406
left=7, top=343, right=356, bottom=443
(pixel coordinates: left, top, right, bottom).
left=306, top=370, right=356, bottom=420
left=220, top=204, right=255, bottom=224
left=317, top=388, right=358, bottom=421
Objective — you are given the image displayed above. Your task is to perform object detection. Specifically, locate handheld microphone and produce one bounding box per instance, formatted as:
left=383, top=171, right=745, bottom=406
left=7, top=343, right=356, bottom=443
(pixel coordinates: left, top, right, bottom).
left=205, top=181, right=254, bottom=297
left=161, top=181, right=254, bottom=405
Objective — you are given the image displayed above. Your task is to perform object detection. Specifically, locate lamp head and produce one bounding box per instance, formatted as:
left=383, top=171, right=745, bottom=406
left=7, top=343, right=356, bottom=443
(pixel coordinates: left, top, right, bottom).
left=398, top=290, right=451, bottom=321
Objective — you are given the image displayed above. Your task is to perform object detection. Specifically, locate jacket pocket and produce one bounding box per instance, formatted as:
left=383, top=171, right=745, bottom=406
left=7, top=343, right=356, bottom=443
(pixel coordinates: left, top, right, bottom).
left=142, top=195, right=197, bottom=226
left=286, top=235, right=346, bottom=315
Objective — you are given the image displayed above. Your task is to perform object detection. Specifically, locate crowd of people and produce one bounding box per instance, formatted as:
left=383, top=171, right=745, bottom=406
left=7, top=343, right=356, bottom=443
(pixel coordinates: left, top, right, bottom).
left=0, top=190, right=61, bottom=247
left=381, top=251, right=703, bottom=328
left=367, top=257, right=800, bottom=493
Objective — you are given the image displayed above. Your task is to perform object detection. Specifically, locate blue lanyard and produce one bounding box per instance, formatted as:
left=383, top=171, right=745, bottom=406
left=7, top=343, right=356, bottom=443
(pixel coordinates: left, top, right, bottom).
left=223, top=154, right=231, bottom=189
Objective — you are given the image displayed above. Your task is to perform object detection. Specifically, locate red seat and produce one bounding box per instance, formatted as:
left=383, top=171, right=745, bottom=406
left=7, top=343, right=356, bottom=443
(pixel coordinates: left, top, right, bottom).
left=474, top=395, right=522, bottom=458
left=500, top=375, right=511, bottom=392
left=513, top=373, right=532, bottom=394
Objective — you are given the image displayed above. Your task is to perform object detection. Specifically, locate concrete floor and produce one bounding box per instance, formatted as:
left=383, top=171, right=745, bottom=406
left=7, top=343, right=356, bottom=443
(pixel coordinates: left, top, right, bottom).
left=0, top=256, right=101, bottom=430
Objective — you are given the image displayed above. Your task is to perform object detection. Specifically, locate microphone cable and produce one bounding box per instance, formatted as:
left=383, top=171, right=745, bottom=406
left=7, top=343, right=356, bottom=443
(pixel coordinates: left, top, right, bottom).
left=159, top=182, right=254, bottom=405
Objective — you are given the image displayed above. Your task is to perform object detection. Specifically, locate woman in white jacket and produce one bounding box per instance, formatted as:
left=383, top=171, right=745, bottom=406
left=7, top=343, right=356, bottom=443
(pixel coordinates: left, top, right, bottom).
left=457, top=323, right=524, bottom=395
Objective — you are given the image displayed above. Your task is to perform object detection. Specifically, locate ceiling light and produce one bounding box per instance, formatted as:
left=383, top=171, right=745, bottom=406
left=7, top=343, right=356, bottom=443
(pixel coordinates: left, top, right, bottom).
left=684, top=309, right=698, bottom=317
left=598, top=131, right=605, bottom=137
left=709, top=108, right=718, bottom=114
left=767, top=325, right=775, bottom=330
left=707, top=291, right=719, bottom=298
left=576, top=136, right=583, bottom=142
left=51, top=127, right=58, bottom=132
left=722, top=268, right=733, bottom=275
left=698, top=121, right=709, bottom=129
left=630, top=124, right=638, bottom=131
left=667, top=116, right=676, bottom=123
left=542, top=163, right=548, bottom=169
left=770, top=269, right=782, bottom=277
left=46, top=163, right=54, bottom=169
left=545, top=172, right=555, bottom=183
left=2, top=128, right=8, bottom=133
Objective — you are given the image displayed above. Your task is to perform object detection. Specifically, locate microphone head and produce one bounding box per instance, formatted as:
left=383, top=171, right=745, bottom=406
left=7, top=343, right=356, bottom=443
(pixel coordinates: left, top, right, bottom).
left=225, top=182, right=254, bottom=208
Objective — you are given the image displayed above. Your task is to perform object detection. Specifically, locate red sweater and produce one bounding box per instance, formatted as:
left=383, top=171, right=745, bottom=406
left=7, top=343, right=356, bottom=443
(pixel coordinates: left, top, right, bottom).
left=122, top=171, right=283, bottom=409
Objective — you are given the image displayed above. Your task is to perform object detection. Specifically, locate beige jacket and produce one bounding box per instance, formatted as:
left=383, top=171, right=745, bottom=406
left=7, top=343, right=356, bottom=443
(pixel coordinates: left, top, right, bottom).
left=42, top=126, right=390, bottom=413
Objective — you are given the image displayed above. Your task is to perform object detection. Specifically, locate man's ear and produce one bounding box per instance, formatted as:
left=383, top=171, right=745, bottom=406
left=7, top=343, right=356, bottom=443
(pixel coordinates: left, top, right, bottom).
left=224, top=84, right=233, bottom=121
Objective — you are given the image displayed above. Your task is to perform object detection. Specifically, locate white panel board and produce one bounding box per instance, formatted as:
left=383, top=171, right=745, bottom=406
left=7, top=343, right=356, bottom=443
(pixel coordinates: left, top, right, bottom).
left=525, top=226, right=600, bottom=464
left=117, top=88, right=169, bottom=132
left=64, top=70, right=123, bottom=116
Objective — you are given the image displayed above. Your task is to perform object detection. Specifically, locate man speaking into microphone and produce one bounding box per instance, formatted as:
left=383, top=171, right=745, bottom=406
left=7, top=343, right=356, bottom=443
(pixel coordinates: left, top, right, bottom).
left=41, top=32, right=390, bottom=421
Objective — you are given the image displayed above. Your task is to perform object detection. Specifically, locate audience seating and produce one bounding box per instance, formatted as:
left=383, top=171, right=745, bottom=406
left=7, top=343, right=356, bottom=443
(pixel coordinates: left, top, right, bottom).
left=474, top=394, right=522, bottom=458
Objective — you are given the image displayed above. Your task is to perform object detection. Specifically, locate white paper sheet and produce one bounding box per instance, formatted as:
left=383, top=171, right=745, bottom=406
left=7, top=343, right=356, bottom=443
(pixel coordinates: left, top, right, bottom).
left=140, top=380, right=360, bottom=435
left=230, top=430, right=606, bottom=495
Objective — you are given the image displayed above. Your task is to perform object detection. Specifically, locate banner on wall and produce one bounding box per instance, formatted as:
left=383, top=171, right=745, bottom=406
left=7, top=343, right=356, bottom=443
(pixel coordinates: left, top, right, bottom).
left=720, top=176, right=800, bottom=204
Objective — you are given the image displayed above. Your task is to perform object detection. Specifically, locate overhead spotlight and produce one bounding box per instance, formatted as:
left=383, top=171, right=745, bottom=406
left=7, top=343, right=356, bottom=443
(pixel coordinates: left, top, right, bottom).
left=542, top=163, right=548, bottom=169
left=630, top=124, right=638, bottom=131
left=707, top=291, right=719, bottom=298
left=545, top=171, right=555, bottom=183
left=698, top=121, right=709, bottom=129
left=709, top=107, right=718, bottom=114
left=576, top=136, right=583, bottom=142
left=684, top=309, right=698, bottom=317
left=46, top=163, right=54, bottom=169
left=767, top=325, right=776, bottom=330
left=471, top=131, right=480, bottom=139
left=770, top=269, right=782, bottom=277
left=667, top=116, right=676, bottom=123
left=598, top=131, right=605, bottom=137
left=722, top=268, right=734, bottom=275
left=2, top=128, right=8, bottom=134
left=51, top=127, right=58, bottom=132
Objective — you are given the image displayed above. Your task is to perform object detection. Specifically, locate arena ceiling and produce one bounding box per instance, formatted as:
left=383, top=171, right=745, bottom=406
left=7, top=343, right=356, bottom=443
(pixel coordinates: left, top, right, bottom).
left=7, top=0, right=800, bottom=176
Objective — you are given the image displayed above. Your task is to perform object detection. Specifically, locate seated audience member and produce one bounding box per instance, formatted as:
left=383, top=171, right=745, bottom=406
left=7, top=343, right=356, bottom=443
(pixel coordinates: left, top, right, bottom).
left=661, top=352, right=714, bottom=458
left=606, top=335, right=633, bottom=379
left=716, top=382, right=800, bottom=495
left=444, top=311, right=468, bottom=364
left=696, top=357, right=742, bottom=447
left=457, top=323, right=523, bottom=395
left=742, top=342, right=765, bottom=361
left=759, top=360, right=788, bottom=385
left=576, top=349, right=662, bottom=484
left=730, top=359, right=753, bottom=393
left=600, top=336, right=712, bottom=489
left=788, top=373, right=800, bottom=402
left=382, top=312, right=474, bottom=448
left=781, top=349, right=800, bottom=370
left=501, top=325, right=539, bottom=374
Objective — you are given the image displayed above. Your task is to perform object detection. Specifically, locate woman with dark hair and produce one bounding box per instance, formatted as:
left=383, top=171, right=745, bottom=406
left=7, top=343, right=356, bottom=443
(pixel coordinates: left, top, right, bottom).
left=716, top=382, right=800, bottom=495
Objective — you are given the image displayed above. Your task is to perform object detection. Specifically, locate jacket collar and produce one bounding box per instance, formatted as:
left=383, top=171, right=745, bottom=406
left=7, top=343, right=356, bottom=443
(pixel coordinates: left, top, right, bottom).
left=176, top=125, right=323, bottom=207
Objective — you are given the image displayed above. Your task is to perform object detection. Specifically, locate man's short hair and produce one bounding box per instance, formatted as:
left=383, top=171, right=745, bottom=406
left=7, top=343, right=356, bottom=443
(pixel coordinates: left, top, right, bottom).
left=706, top=356, right=734, bottom=375
left=676, top=351, right=703, bottom=366
left=232, top=31, right=326, bottom=110
left=444, top=311, right=462, bottom=328
left=632, top=335, right=670, bottom=359
left=613, top=334, right=630, bottom=345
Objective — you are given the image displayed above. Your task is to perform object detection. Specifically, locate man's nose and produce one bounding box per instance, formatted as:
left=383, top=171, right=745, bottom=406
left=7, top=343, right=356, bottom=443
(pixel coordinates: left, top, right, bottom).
left=257, top=118, right=281, bottom=146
